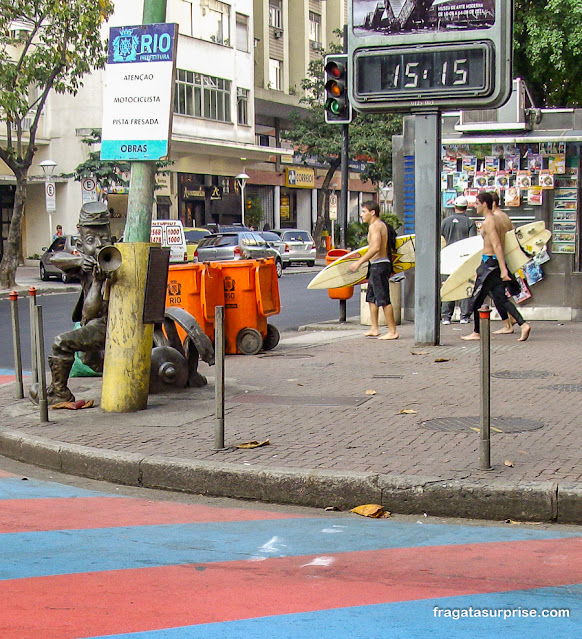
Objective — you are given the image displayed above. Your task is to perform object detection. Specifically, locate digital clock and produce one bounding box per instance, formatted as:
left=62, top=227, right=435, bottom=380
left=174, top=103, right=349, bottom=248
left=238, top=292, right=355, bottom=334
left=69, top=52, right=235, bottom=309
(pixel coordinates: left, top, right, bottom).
left=355, top=42, right=492, bottom=105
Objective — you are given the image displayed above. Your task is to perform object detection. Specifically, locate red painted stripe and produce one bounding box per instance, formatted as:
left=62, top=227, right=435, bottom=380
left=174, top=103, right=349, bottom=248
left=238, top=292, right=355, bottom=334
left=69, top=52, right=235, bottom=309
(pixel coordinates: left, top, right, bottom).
left=2, top=537, right=581, bottom=639
left=0, top=497, right=304, bottom=533
left=0, top=375, right=15, bottom=385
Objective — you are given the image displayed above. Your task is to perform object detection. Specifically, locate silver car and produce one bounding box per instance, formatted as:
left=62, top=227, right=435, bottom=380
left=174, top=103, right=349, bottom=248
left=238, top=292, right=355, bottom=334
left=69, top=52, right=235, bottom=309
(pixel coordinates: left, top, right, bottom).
left=39, top=234, right=80, bottom=283
left=273, top=229, right=316, bottom=267
left=195, top=231, right=283, bottom=277
left=259, top=231, right=289, bottom=269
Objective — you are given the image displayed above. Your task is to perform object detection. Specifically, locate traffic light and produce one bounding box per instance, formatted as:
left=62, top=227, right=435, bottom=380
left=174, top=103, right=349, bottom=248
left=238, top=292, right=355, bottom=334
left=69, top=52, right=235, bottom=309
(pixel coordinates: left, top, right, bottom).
left=324, top=54, right=352, bottom=124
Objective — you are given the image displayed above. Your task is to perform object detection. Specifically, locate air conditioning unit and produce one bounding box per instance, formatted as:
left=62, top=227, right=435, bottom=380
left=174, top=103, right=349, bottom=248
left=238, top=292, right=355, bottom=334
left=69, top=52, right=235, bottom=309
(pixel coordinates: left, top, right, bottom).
left=456, top=78, right=535, bottom=133
left=310, top=40, right=321, bottom=50
left=273, top=28, right=283, bottom=38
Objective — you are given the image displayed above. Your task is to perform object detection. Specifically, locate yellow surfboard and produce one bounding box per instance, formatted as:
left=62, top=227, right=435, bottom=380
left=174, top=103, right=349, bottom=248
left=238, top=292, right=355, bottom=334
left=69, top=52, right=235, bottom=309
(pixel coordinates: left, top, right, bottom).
left=441, top=222, right=551, bottom=302
left=307, top=235, right=416, bottom=290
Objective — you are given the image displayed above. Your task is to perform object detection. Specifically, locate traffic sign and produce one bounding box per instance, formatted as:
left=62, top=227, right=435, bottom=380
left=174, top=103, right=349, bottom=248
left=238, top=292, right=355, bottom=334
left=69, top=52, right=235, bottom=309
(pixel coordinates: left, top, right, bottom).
left=329, top=193, right=338, bottom=220
left=44, top=181, right=56, bottom=213
left=81, top=177, right=98, bottom=204
left=348, top=0, right=512, bottom=112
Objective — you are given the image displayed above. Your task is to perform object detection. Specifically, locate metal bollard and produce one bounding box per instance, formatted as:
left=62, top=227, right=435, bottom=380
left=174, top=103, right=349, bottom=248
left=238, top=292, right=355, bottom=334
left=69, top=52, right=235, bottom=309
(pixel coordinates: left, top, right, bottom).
left=479, top=304, right=492, bottom=470
left=34, top=305, right=49, bottom=423
left=9, top=291, right=24, bottom=399
left=29, top=286, right=38, bottom=385
left=214, top=305, right=226, bottom=450
left=339, top=299, right=347, bottom=323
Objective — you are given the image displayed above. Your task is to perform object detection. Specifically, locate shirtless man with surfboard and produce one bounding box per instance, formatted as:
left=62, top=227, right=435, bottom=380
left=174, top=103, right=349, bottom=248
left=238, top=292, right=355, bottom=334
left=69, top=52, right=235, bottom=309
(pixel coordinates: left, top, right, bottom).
left=348, top=201, right=399, bottom=340
left=491, top=192, right=531, bottom=339
left=462, top=192, right=531, bottom=342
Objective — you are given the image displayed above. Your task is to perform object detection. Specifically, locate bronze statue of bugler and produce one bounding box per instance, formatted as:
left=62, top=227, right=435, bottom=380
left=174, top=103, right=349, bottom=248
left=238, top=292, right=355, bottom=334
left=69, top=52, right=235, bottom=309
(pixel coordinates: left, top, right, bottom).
left=30, top=202, right=119, bottom=405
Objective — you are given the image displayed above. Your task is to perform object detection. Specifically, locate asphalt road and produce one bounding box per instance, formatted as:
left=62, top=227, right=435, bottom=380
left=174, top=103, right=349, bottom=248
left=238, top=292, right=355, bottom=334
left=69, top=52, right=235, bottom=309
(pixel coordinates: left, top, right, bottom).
left=0, top=267, right=361, bottom=371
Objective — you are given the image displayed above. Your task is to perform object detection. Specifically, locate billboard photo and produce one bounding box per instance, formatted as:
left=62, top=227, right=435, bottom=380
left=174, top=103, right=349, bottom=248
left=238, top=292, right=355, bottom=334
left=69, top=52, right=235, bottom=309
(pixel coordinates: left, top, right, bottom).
left=352, top=0, right=496, bottom=37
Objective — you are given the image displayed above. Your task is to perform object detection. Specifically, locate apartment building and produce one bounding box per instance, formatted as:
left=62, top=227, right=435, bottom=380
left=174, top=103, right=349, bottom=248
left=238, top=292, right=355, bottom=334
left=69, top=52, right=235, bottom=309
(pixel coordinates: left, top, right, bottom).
left=250, top=0, right=374, bottom=231
left=0, top=0, right=375, bottom=260
left=1, top=0, right=289, bottom=259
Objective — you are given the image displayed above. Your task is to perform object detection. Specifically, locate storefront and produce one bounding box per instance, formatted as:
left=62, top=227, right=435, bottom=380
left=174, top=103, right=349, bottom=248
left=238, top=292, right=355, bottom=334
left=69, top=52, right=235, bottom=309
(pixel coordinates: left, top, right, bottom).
left=177, top=173, right=242, bottom=228
left=395, top=106, right=582, bottom=320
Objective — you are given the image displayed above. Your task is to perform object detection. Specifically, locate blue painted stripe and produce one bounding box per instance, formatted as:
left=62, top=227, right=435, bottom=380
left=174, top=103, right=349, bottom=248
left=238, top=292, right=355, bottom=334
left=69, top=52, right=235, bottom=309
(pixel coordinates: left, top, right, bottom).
left=76, top=585, right=582, bottom=638
left=101, top=139, right=169, bottom=161
left=0, top=478, right=120, bottom=500
left=1, top=517, right=580, bottom=580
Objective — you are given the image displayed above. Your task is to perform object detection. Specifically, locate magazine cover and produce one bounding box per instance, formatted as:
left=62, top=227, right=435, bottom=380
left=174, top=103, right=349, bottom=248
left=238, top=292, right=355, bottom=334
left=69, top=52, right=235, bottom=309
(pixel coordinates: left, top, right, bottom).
left=505, top=155, right=521, bottom=171
left=524, top=260, right=544, bottom=286
left=548, top=154, right=566, bottom=174
left=484, top=156, right=500, bottom=172
left=539, top=170, right=554, bottom=189
left=528, top=186, right=543, bottom=205
left=512, top=273, right=532, bottom=304
left=517, top=171, right=532, bottom=189
left=474, top=172, right=488, bottom=189
left=462, top=156, right=477, bottom=175
left=505, top=186, right=521, bottom=207
left=495, top=171, right=509, bottom=190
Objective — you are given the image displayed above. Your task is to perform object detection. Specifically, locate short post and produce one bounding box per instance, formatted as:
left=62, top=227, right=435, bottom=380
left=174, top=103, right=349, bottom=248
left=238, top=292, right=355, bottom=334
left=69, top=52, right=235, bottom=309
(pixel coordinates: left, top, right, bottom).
left=9, top=291, right=24, bottom=399
left=339, top=299, right=347, bottom=323
left=28, top=286, right=38, bottom=385
left=34, top=305, right=49, bottom=423
left=479, top=304, right=492, bottom=470
left=214, top=305, right=225, bottom=449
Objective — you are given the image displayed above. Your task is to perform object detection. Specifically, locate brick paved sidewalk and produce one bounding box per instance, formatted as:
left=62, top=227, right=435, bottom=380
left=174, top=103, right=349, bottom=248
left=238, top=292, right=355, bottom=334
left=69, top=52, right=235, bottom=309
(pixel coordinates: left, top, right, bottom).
left=1, top=318, right=581, bottom=483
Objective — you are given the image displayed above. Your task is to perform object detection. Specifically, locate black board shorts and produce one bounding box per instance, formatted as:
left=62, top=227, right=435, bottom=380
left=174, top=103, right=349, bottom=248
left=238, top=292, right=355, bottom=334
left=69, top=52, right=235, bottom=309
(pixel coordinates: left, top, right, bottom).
left=366, top=261, right=392, bottom=307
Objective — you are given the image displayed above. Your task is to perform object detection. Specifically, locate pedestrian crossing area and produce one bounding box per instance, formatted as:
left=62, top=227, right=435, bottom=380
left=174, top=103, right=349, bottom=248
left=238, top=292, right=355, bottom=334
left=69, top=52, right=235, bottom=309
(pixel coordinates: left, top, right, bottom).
left=1, top=471, right=580, bottom=638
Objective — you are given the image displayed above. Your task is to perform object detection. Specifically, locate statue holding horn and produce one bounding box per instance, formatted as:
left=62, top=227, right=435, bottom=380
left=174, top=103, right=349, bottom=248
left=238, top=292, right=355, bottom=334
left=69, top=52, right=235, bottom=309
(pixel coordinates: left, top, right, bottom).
left=30, top=201, right=122, bottom=405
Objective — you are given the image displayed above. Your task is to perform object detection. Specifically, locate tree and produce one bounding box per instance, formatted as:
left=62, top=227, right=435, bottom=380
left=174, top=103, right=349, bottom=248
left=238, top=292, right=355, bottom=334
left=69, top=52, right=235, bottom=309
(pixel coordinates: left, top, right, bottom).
left=0, top=0, right=114, bottom=288
left=514, top=0, right=582, bottom=107
left=282, top=38, right=402, bottom=253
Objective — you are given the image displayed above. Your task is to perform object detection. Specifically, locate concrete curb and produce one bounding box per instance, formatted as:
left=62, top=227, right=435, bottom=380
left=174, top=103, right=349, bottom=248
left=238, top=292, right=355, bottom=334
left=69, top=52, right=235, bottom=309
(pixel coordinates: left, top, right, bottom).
left=2, top=427, right=581, bottom=524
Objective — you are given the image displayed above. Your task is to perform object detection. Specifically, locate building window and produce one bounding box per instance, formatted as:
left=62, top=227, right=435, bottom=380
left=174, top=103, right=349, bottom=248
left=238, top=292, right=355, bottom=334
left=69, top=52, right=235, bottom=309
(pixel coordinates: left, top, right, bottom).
left=268, top=59, right=282, bottom=91
left=237, top=88, right=249, bottom=125
left=236, top=13, right=249, bottom=52
left=174, top=69, right=231, bottom=122
left=201, top=0, right=231, bottom=46
left=269, top=0, right=282, bottom=28
left=309, top=11, right=321, bottom=43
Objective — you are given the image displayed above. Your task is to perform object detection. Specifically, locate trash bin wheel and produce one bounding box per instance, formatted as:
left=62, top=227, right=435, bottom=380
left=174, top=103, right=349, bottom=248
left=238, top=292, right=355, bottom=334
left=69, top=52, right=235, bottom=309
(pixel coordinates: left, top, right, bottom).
left=236, top=327, right=263, bottom=355
left=263, top=324, right=280, bottom=351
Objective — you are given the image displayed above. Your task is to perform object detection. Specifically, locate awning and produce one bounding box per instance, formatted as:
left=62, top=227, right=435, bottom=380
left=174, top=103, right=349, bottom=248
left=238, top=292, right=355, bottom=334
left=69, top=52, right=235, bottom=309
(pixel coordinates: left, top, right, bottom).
left=442, top=130, right=582, bottom=145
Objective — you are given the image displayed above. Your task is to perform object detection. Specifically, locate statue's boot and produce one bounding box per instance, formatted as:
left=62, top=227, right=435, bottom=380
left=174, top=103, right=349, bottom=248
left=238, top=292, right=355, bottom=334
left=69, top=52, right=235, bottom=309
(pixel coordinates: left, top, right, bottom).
left=29, top=356, right=75, bottom=405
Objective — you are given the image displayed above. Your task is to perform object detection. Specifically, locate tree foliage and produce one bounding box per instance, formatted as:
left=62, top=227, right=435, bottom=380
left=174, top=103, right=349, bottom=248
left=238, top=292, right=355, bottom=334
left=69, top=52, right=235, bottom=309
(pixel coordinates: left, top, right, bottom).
left=514, top=0, right=582, bottom=107
left=0, top=0, right=114, bottom=288
left=282, top=36, right=402, bottom=251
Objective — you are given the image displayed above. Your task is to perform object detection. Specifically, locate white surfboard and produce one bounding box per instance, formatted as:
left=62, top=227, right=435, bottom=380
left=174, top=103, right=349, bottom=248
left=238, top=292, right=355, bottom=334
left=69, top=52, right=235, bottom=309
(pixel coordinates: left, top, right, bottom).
left=441, top=235, right=483, bottom=275
left=441, top=222, right=551, bottom=302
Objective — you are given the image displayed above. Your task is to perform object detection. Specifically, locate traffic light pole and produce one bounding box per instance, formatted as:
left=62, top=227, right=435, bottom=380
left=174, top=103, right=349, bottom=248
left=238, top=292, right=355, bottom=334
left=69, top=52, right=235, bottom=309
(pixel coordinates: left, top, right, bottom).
left=340, top=123, right=349, bottom=249
left=413, top=112, right=441, bottom=346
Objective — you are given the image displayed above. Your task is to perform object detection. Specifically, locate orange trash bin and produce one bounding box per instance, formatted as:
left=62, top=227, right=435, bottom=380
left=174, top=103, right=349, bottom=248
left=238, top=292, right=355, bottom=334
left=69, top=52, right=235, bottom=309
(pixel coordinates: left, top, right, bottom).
left=206, top=259, right=281, bottom=355
left=326, top=249, right=354, bottom=301
left=166, top=263, right=223, bottom=340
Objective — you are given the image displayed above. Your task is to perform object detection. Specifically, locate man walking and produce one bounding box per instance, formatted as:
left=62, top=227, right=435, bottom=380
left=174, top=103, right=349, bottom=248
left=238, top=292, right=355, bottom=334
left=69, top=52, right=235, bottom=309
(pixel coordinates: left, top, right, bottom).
left=349, top=200, right=399, bottom=340
left=441, top=196, right=477, bottom=324
left=462, top=192, right=530, bottom=341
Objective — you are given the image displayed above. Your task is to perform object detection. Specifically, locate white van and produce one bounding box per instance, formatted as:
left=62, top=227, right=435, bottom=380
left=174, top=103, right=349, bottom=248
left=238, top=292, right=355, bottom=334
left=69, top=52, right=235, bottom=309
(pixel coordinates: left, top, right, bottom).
left=151, top=220, right=188, bottom=263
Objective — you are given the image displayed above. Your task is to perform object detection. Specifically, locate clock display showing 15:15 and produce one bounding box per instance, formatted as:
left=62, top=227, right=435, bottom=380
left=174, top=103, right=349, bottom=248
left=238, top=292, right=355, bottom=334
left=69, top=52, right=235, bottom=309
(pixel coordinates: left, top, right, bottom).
left=355, top=44, right=490, bottom=100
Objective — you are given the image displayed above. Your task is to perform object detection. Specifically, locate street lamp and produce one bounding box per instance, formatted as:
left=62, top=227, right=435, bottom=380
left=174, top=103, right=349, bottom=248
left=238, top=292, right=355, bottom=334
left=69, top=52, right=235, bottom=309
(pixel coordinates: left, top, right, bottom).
left=40, top=160, right=57, bottom=240
left=236, top=172, right=249, bottom=227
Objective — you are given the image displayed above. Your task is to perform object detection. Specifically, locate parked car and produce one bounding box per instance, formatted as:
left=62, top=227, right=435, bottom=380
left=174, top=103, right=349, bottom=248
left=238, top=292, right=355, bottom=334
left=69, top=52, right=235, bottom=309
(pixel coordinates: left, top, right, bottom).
left=194, top=231, right=283, bottom=277
left=183, top=227, right=211, bottom=261
left=39, top=234, right=81, bottom=283
left=202, top=223, right=251, bottom=233
left=258, top=231, right=289, bottom=268
left=272, top=229, right=316, bottom=266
